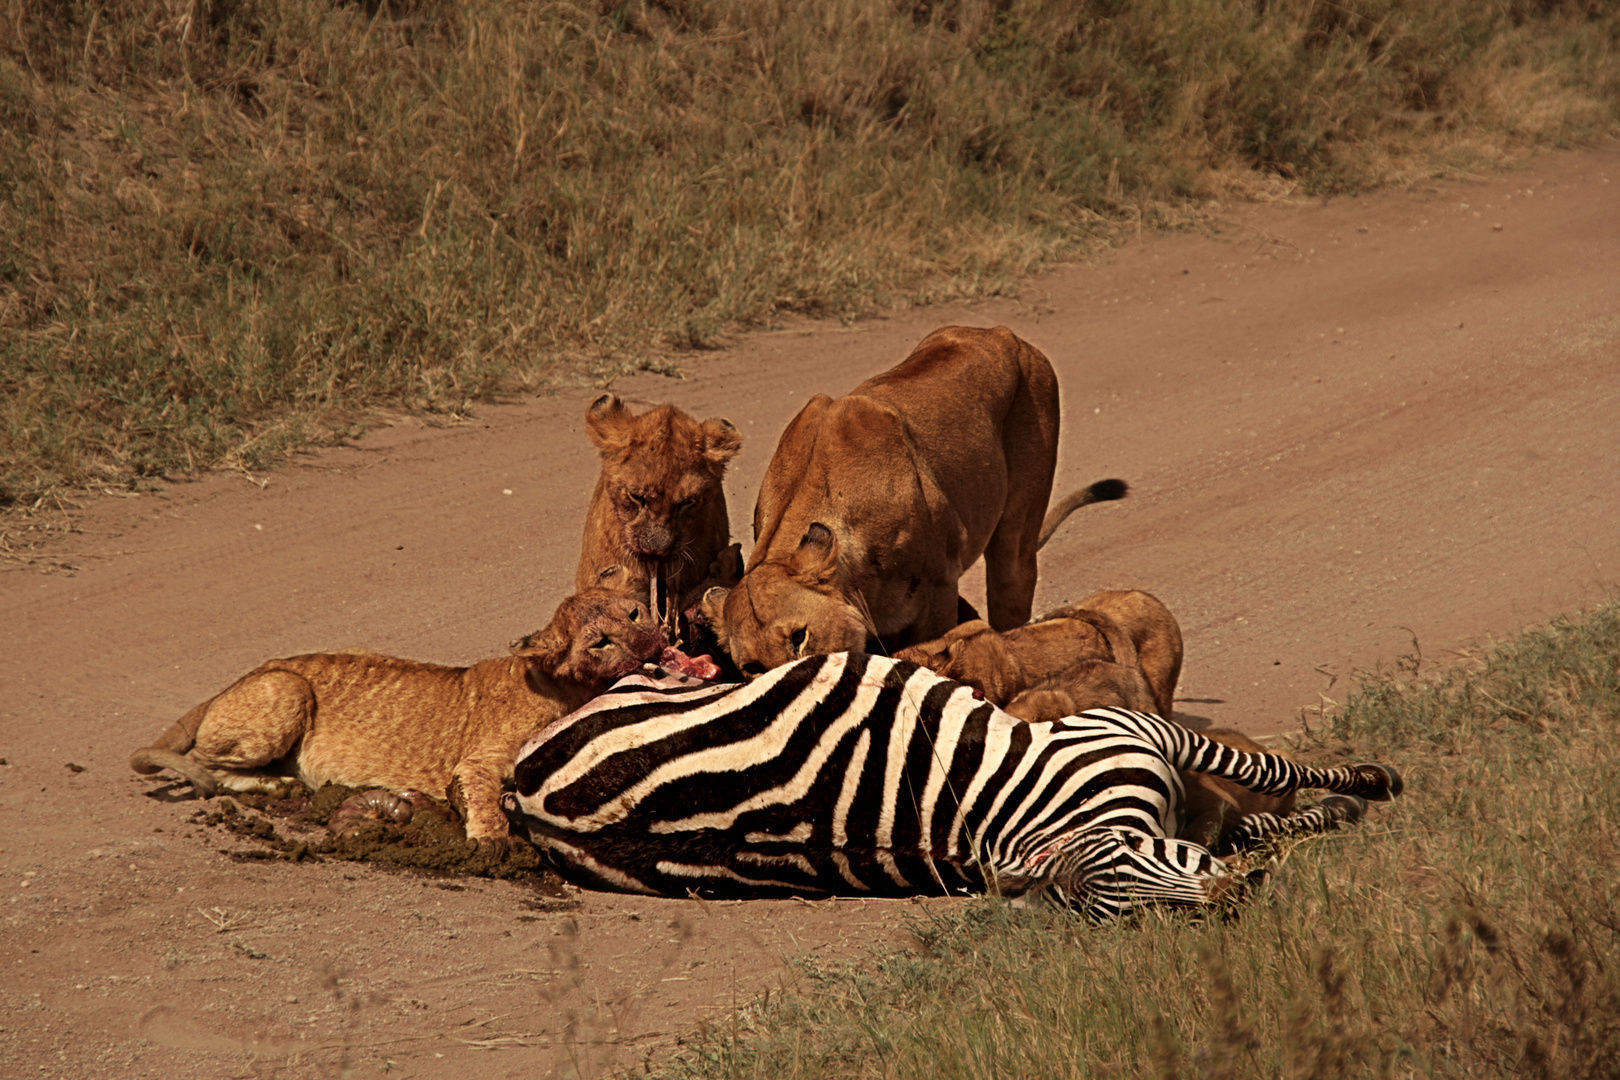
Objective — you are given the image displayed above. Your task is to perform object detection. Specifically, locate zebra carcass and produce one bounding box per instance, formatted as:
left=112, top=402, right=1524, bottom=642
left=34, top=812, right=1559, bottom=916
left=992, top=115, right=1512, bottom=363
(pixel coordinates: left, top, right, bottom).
left=503, top=652, right=1401, bottom=921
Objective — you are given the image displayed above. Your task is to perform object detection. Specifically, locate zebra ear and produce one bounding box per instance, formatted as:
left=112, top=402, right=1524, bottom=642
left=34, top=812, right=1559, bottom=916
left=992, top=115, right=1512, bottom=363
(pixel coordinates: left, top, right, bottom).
left=791, top=522, right=839, bottom=582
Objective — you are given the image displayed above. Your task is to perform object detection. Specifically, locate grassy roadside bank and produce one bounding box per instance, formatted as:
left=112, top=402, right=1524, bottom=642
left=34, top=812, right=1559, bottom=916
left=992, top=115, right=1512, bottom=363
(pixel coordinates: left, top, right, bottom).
left=3, top=1, right=1618, bottom=504
left=653, top=602, right=1620, bottom=1080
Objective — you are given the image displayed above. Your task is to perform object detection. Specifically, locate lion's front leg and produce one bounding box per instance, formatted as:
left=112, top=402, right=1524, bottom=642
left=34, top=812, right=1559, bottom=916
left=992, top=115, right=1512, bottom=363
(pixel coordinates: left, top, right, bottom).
left=446, top=755, right=517, bottom=846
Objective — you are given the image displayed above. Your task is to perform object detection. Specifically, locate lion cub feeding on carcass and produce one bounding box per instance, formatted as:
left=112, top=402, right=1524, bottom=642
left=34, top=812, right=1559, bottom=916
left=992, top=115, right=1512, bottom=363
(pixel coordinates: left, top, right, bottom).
left=895, top=588, right=1182, bottom=721
left=703, top=325, right=1126, bottom=675
left=897, top=590, right=1290, bottom=851
left=129, top=590, right=666, bottom=845
left=576, top=394, right=743, bottom=634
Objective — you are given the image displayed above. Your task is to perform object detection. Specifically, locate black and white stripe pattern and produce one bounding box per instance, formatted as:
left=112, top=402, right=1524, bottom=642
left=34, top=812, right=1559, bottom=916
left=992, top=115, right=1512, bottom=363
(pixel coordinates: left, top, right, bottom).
left=506, top=652, right=1400, bottom=920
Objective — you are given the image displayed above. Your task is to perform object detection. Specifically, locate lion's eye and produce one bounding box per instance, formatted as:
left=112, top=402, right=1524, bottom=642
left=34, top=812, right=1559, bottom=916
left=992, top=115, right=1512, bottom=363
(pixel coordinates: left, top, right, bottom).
left=625, top=493, right=648, bottom=509
left=591, top=636, right=614, bottom=651
left=629, top=606, right=642, bottom=623
left=676, top=498, right=696, bottom=512
left=790, top=628, right=808, bottom=655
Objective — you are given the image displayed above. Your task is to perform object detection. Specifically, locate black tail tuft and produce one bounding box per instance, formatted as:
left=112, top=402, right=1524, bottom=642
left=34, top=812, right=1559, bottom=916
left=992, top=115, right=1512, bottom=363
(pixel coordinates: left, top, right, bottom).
left=1037, top=478, right=1132, bottom=549
left=1088, top=478, right=1129, bottom=503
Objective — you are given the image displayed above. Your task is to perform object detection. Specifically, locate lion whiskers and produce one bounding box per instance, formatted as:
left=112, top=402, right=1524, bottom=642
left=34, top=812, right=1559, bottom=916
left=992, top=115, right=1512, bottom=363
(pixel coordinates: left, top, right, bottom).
left=852, top=589, right=888, bottom=657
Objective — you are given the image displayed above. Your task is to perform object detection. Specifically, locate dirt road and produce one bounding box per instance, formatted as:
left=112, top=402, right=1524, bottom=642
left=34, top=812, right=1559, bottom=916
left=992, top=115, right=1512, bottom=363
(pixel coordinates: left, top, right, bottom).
left=2, top=142, right=1616, bottom=1079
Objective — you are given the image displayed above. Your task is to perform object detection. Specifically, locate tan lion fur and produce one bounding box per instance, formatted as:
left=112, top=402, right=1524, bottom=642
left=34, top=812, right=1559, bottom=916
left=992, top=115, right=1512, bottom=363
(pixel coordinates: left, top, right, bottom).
left=1003, top=660, right=1161, bottom=722
left=1040, top=589, right=1183, bottom=718
left=576, top=394, right=743, bottom=629
left=129, top=590, right=665, bottom=844
left=895, top=587, right=1183, bottom=747
left=702, top=325, right=1123, bottom=675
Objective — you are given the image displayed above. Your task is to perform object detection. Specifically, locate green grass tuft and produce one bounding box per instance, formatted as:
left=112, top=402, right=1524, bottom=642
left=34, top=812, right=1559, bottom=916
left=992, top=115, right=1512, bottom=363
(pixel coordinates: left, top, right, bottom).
left=656, top=603, right=1620, bottom=1079
left=4, top=1, right=1619, bottom=503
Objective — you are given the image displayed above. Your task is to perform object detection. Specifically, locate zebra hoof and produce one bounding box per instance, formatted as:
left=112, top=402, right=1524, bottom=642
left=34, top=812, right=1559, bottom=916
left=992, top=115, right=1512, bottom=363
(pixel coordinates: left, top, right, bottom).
left=1319, top=794, right=1368, bottom=824
left=1352, top=763, right=1403, bottom=800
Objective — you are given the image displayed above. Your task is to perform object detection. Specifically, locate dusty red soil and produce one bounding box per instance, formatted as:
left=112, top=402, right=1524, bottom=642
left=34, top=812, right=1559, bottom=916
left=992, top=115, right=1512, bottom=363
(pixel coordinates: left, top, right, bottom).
left=2, top=142, right=1617, bottom=1079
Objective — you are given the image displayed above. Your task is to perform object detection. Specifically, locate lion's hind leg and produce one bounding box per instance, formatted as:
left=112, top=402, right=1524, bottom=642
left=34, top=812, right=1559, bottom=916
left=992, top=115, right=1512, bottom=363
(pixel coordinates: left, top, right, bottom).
left=188, top=670, right=311, bottom=770
left=982, top=516, right=1043, bottom=634
left=136, top=670, right=313, bottom=797
left=206, top=767, right=305, bottom=798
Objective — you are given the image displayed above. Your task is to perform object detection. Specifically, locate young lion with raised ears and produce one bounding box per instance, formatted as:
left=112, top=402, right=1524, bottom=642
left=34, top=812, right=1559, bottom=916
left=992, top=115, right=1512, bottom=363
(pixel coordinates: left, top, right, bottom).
left=575, top=394, right=744, bottom=632
left=894, top=588, right=1183, bottom=721
left=128, top=590, right=666, bottom=848
left=897, top=591, right=1287, bottom=851
left=702, top=325, right=1125, bottom=676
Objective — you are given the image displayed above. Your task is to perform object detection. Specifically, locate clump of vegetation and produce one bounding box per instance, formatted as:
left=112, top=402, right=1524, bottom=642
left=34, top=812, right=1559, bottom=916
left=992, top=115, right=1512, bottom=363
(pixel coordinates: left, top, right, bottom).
left=3, top=0, right=1617, bottom=502
left=657, top=602, right=1620, bottom=1079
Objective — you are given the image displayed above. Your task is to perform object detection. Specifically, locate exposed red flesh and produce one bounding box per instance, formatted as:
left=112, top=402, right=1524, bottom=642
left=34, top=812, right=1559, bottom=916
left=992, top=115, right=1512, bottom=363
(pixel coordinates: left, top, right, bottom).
left=660, top=646, right=722, bottom=681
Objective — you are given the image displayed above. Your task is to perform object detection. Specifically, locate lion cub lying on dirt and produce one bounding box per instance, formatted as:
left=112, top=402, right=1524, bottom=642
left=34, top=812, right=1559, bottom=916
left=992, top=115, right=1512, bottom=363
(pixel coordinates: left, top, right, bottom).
left=576, top=393, right=743, bottom=633
left=895, top=588, right=1182, bottom=720
left=129, top=590, right=665, bottom=845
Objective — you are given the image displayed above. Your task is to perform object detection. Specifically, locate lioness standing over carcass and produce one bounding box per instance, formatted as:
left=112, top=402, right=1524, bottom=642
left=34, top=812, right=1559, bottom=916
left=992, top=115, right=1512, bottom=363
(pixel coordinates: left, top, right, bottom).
left=575, top=394, right=744, bottom=632
left=703, top=325, right=1125, bottom=675
left=129, top=590, right=666, bottom=846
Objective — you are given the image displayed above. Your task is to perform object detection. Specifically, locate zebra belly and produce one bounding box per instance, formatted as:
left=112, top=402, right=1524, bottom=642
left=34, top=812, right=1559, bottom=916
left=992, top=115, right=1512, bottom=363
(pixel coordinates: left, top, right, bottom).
left=520, top=813, right=989, bottom=898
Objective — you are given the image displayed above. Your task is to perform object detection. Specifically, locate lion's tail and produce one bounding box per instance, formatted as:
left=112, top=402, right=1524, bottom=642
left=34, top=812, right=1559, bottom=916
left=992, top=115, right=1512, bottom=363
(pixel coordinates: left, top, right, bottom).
left=1037, top=478, right=1129, bottom=550
left=129, top=700, right=221, bottom=797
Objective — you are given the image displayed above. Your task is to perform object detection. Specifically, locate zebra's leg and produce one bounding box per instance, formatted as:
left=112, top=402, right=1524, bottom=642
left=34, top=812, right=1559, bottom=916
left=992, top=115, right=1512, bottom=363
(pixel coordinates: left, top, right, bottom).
left=1090, top=709, right=1404, bottom=802
left=1003, top=828, right=1256, bottom=922
left=1211, top=795, right=1368, bottom=857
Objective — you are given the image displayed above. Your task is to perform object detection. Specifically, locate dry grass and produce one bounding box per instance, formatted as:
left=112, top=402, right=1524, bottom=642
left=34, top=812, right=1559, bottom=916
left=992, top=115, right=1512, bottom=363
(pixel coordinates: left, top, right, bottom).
left=654, top=602, right=1620, bottom=1079
left=3, top=0, right=1618, bottom=503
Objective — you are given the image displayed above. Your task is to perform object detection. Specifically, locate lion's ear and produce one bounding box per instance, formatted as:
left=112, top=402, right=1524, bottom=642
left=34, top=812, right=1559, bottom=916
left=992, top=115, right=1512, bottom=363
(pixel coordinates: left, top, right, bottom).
left=585, top=394, right=632, bottom=454
left=701, top=417, right=743, bottom=468
left=711, top=543, right=743, bottom=586
left=511, top=624, right=569, bottom=670
left=790, top=522, right=839, bottom=582
left=700, top=586, right=730, bottom=635
left=511, top=594, right=581, bottom=669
